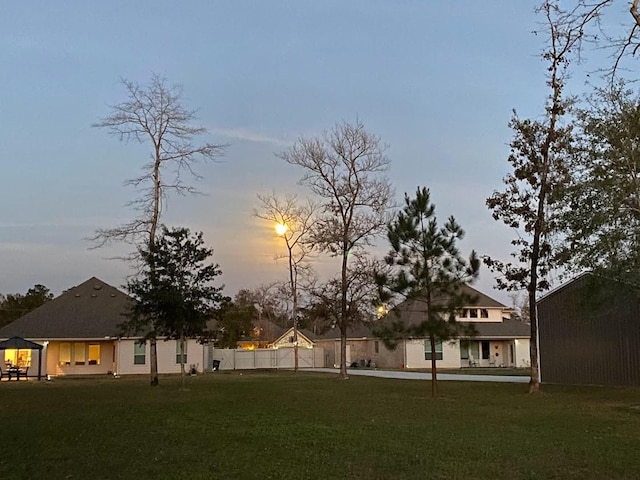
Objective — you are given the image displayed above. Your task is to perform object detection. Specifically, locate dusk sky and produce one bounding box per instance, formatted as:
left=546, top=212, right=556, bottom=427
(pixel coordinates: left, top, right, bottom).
left=1, top=2, right=633, bottom=304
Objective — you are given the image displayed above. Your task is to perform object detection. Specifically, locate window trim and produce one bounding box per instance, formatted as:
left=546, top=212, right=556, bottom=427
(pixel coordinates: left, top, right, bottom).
left=424, top=339, right=443, bottom=361
left=134, top=342, right=146, bottom=365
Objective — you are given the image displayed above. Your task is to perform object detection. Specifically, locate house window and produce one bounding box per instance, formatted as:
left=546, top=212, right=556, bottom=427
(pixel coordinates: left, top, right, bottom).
left=176, top=341, right=187, bottom=364
left=480, top=309, right=489, bottom=318
left=134, top=342, right=146, bottom=365
left=374, top=341, right=379, bottom=354
left=460, top=309, right=469, bottom=318
left=424, top=339, right=443, bottom=361
left=88, top=344, right=100, bottom=365
left=59, top=343, right=71, bottom=366
left=481, top=341, right=490, bottom=360
left=469, top=309, right=478, bottom=318
left=74, top=342, right=86, bottom=365
left=459, top=340, right=469, bottom=360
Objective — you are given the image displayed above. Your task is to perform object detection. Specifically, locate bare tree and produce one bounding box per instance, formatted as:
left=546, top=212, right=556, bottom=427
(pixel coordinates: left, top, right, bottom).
left=279, top=120, right=393, bottom=379
left=254, top=193, right=317, bottom=372
left=309, top=252, right=383, bottom=341
left=92, top=74, right=226, bottom=386
left=560, top=1, right=640, bottom=82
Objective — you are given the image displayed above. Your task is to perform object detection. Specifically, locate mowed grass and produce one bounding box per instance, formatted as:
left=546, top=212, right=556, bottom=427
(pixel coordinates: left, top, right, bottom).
left=1, top=372, right=639, bottom=480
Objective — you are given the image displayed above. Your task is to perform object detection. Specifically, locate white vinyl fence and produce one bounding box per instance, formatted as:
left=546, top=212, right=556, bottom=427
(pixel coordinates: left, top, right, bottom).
left=209, top=348, right=324, bottom=371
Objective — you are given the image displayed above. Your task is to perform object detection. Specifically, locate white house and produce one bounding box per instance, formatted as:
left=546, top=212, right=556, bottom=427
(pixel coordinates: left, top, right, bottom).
left=315, top=285, right=531, bottom=369
left=0, top=277, right=208, bottom=378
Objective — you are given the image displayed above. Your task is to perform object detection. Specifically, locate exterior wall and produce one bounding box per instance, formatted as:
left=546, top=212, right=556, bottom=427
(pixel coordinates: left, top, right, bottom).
left=45, top=340, right=115, bottom=376
left=404, top=339, right=460, bottom=369
left=456, top=307, right=506, bottom=323
left=33, top=338, right=208, bottom=377
left=538, top=275, right=640, bottom=386
left=513, top=338, right=530, bottom=368
left=313, top=339, right=404, bottom=369
left=116, top=339, right=207, bottom=375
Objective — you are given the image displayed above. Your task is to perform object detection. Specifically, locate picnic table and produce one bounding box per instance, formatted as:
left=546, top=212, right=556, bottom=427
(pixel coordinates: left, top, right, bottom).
left=7, top=366, right=29, bottom=381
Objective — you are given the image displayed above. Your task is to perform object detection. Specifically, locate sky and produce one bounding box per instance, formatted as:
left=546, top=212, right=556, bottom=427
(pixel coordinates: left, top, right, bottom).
left=0, top=1, right=633, bottom=305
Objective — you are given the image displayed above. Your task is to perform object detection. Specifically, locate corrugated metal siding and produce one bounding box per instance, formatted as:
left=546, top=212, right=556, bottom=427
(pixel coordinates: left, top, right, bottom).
left=538, top=275, right=640, bottom=387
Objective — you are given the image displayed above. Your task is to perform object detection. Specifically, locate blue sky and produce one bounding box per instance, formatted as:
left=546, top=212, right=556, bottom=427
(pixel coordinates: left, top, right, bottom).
left=0, top=1, right=628, bottom=303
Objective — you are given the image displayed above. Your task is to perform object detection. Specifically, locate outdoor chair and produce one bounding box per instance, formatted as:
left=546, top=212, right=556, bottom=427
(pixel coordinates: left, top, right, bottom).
left=17, top=366, right=29, bottom=380
left=0, top=366, right=9, bottom=381
left=468, top=355, right=478, bottom=367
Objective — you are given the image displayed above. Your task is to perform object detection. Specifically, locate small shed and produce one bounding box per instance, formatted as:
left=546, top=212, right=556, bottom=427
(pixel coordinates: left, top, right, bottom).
left=0, top=336, right=43, bottom=380
left=537, top=273, right=640, bottom=387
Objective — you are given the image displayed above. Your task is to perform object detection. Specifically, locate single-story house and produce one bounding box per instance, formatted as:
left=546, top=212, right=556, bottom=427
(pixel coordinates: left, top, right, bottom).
left=537, top=273, right=640, bottom=387
left=315, top=285, right=530, bottom=369
left=0, top=277, right=209, bottom=377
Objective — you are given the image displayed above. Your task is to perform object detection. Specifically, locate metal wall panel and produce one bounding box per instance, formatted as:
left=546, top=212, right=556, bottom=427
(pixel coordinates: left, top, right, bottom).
left=538, top=275, right=640, bottom=387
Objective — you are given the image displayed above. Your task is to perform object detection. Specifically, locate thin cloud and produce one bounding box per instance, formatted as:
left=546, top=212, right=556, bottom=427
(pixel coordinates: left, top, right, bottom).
left=209, top=127, right=291, bottom=146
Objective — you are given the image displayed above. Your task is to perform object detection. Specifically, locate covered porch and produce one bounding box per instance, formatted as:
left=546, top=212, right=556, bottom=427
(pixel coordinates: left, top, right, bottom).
left=0, top=336, right=44, bottom=380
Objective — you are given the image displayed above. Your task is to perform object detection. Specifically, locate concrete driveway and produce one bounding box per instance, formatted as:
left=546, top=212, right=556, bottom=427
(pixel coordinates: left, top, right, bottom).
left=303, top=368, right=529, bottom=383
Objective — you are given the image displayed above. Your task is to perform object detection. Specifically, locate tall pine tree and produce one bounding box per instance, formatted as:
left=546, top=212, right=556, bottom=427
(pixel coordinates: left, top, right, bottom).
left=375, top=187, right=479, bottom=397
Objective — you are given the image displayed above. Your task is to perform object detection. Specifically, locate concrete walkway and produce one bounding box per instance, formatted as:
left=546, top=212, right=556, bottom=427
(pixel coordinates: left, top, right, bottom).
left=303, top=368, right=529, bottom=383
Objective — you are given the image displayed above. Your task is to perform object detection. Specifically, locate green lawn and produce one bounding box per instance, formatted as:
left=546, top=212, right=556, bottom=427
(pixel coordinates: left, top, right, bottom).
left=1, top=372, right=639, bottom=480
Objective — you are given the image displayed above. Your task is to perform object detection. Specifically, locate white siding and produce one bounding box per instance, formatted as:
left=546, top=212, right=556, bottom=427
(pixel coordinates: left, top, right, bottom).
left=404, top=339, right=460, bottom=369
left=514, top=338, right=531, bottom=368
left=116, top=339, right=207, bottom=375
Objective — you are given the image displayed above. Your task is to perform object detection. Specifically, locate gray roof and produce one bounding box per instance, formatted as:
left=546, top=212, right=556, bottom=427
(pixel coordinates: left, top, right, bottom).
left=315, top=323, right=375, bottom=340
left=0, top=277, right=131, bottom=340
left=390, top=284, right=508, bottom=326
left=459, top=319, right=530, bottom=339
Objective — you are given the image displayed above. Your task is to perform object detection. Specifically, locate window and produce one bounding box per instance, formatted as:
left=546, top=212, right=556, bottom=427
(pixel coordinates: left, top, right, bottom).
left=176, top=341, right=187, bottom=364
left=374, top=341, right=379, bottom=354
left=134, top=342, right=146, bottom=365
left=481, top=341, right=490, bottom=360
left=88, top=344, right=100, bottom=365
left=460, top=309, right=469, bottom=318
left=469, top=309, right=478, bottom=318
left=459, top=340, right=469, bottom=360
left=480, top=309, right=489, bottom=319
left=74, top=342, right=86, bottom=365
left=59, top=343, right=71, bottom=366
left=4, top=349, right=32, bottom=367
left=424, top=339, right=443, bottom=361
left=469, top=342, right=479, bottom=361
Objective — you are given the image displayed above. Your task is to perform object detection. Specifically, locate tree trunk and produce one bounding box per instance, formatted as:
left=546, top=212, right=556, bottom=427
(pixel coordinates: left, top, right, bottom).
left=430, top=333, right=438, bottom=398
left=528, top=290, right=540, bottom=393
left=180, top=335, right=186, bottom=390
left=339, top=244, right=349, bottom=379
left=148, top=152, right=162, bottom=387
left=149, top=337, right=159, bottom=387
left=340, top=327, right=348, bottom=379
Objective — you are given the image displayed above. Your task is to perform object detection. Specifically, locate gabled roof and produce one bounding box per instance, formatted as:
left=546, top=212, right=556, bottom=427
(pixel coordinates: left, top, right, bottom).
left=0, top=277, right=131, bottom=340
left=390, top=284, right=508, bottom=326
left=272, top=327, right=316, bottom=345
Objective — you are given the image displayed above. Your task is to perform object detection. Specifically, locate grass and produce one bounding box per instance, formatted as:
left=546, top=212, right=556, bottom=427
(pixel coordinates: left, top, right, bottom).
left=1, top=372, right=640, bottom=480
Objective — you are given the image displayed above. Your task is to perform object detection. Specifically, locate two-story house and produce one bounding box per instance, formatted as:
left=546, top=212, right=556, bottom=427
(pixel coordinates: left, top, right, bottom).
left=314, top=285, right=531, bottom=369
